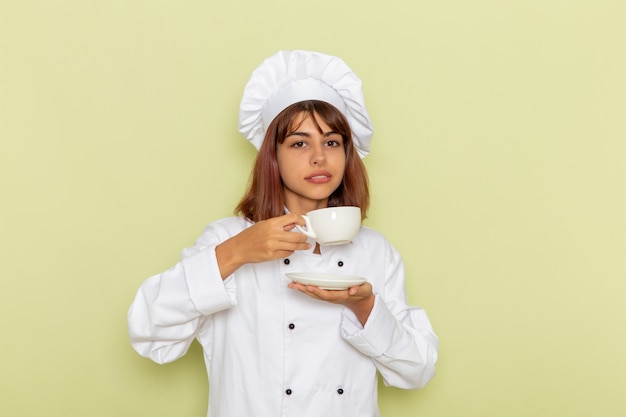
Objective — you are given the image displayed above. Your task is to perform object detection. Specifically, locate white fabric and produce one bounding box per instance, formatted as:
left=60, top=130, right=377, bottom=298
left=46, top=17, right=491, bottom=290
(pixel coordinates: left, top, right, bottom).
left=238, top=50, right=374, bottom=158
left=128, top=217, right=438, bottom=417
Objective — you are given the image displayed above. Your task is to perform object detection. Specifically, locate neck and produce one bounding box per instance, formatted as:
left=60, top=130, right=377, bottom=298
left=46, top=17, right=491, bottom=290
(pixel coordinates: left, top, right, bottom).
left=285, top=200, right=328, bottom=216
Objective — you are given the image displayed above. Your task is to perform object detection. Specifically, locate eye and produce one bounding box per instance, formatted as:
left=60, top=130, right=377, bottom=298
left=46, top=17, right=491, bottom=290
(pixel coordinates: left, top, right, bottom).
left=291, top=141, right=307, bottom=148
left=325, top=139, right=342, bottom=147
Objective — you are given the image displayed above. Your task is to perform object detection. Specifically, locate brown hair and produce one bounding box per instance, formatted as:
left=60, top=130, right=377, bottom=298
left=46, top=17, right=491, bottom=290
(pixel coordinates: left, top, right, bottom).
left=235, top=100, right=370, bottom=222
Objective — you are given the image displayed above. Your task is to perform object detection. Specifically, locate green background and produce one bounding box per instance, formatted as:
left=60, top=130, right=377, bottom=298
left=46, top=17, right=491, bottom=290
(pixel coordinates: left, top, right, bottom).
left=1, top=0, right=625, bottom=416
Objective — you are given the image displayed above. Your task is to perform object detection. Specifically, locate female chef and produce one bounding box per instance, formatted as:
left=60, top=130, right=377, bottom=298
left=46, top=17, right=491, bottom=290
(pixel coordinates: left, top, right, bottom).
left=128, top=50, right=439, bottom=417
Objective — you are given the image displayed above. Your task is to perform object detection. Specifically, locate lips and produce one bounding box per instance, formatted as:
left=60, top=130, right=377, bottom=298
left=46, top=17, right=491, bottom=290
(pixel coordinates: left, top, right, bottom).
left=305, top=171, right=332, bottom=184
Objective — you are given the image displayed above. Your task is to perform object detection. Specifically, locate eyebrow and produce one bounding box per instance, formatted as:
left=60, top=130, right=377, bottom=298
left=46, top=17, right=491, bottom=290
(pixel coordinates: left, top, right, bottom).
left=287, top=130, right=340, bottom=138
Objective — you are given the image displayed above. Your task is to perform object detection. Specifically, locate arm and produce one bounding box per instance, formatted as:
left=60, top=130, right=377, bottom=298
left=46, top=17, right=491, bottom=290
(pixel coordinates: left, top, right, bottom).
left=340, top=242, right=439, bottom=389
left=127, top=215, right=310, bottom=364
left=216, top=213, right=310, bottom=278
left=287, top=282, right=375, bottom=326
left=127, top=222, right=238, bottom=364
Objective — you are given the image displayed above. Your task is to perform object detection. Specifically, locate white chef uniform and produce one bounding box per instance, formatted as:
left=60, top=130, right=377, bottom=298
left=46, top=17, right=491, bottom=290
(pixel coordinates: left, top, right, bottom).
left=128, top=216, right=438, bottom=417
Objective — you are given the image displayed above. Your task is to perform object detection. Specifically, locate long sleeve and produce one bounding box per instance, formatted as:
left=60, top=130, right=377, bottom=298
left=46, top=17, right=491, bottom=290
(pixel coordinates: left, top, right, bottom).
left=340, top=238, right=439, bottom=389
left=127, top=220, right=241, bottom=364
left=127, top=219, right=437, bottom=417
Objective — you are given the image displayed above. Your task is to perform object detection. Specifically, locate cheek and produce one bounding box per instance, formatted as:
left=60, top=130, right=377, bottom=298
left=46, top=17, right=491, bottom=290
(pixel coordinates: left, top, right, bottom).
left=277, top=163, right=289, bottom=183
left=332, top=152, right=347, bottom=171
left=276, top=150, right=288, bottom=174
left=276, top=154, right=299, bottom=184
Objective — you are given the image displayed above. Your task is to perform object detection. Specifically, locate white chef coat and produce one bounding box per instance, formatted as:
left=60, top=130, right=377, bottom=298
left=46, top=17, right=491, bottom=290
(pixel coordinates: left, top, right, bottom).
left=128, top=216, right=438, bottom=417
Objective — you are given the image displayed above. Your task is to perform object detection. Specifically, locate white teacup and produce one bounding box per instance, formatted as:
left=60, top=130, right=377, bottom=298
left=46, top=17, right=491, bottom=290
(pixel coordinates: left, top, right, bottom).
left=294, top=206, right=361, bottom=245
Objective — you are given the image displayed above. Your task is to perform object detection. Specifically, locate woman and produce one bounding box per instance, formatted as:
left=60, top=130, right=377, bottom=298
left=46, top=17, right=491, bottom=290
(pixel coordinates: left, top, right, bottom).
left=128, top=50, right=438, bottom=417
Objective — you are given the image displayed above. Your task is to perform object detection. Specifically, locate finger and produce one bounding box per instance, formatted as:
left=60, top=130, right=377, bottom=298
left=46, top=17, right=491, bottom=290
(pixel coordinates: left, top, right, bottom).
left=289, top=282, right=310, bottom=291
left=294, top=242, right=312, bottom=250
left=275, top=213, right=306, bottom=227
left=278, top=230, right=309, bottom=244
left=279, top=242, right=311, bottom=253
left=305, top=286, right=347, bottom=302
left=303, top=286, right=327, bottom=300
left=289, top=283, right=321, bottom=296
left=272, top=241, right=310, bottom=259
left=348, top=282, right=372, bottom=298
left=274, top=250, right=296, bottom=259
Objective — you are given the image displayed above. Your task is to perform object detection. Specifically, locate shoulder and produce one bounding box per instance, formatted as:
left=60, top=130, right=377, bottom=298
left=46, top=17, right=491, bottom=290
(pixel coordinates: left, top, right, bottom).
left=200, top=216, right=252, bottom=240
left=356, top=225, right=390, bottom=244
left=180, top=216, right=252, bottom=258
left=183, top=217, right=251, bottom=256
left=207, top=216, right=252, bottom=231
left=363, top=225, right=406, bottom=254
left=353, top=226, right=400, bottom=256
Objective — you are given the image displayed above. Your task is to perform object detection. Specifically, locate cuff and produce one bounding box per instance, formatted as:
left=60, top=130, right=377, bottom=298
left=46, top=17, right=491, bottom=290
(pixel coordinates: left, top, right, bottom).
left=181, top=245, right=237, bottom=315
left=341, top=295, right=400, bottom=357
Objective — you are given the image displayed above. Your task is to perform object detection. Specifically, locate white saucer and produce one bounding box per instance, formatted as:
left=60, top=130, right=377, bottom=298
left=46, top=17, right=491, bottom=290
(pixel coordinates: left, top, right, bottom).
left=286, top=272, right=366, bottom=290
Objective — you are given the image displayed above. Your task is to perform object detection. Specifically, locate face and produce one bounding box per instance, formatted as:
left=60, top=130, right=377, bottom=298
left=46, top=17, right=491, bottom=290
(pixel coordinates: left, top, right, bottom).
left=277, top=112, right=346, bottom=214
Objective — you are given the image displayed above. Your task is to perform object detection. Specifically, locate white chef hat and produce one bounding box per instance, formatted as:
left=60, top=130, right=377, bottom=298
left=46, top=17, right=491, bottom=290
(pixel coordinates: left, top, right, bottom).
left=238, top=50, right=373, bottom=158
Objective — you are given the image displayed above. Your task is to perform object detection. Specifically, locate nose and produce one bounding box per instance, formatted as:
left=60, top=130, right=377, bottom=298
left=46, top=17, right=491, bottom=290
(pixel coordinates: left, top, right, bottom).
left=310, top=143, right=326, bottom=166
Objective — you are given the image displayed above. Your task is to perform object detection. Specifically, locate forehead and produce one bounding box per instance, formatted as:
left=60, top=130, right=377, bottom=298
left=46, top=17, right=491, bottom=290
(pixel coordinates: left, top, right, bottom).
left=288, top=111, right=331, bottom=133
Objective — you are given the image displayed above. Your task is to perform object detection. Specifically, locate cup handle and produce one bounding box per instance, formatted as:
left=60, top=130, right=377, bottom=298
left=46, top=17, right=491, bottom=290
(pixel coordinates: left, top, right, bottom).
left=294, top=215, right=316, bottom=238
